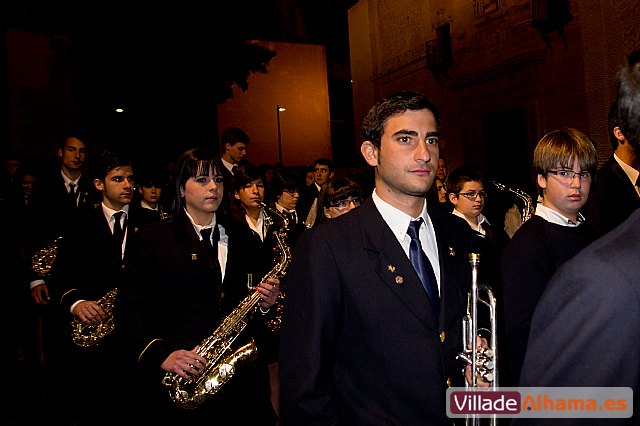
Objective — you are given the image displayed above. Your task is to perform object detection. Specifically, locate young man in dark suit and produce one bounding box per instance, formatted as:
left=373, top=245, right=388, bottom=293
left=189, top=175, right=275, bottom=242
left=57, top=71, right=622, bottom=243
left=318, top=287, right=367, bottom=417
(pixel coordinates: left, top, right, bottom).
left=279, top=91, right=475, bottom=425
left=51, top=149, right=140, bottom=425
left=514, top=49, right=640, bottom=424
left=583, top=98, right=640, bottom=237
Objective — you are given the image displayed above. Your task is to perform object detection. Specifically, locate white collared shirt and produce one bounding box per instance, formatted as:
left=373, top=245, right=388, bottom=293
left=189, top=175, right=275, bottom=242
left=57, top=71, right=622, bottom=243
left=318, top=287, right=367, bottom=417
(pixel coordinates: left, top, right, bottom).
left=372, top=190, right=441, bottom=292
left=184, top=209, right=228, bottom=279
left=535, top=203, right=585, bottom=227
left=451, top=209, right=490, bottom=235
left=245, top=209, right=267, bottom=242
left=614, top=153, right=640, bottom=197
left=221, top=158, right=236, bottom=175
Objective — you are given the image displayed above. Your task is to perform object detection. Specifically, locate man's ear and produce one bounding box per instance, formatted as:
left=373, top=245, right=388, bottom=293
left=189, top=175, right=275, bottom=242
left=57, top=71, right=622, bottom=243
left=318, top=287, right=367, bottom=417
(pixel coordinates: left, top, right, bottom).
left=94, top=178, right=104, bottom=191
left=448, top=192, right=457, bottom=205
left=361, top=141, right=378, bottom=166
left=614, top=126, right=626, bottom=143
left=58, top=148, right=63, bottom=158
left=324, top=207, right=331, bottom=219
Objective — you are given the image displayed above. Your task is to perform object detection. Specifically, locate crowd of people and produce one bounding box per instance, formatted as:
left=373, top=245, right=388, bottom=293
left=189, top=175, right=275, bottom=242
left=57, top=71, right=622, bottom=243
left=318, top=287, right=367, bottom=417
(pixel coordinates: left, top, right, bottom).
left=2, top=48, right=640, bottom=425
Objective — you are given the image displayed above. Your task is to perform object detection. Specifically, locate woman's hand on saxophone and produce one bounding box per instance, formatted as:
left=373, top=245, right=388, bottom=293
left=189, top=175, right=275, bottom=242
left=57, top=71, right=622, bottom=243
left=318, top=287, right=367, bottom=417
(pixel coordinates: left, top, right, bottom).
left=73, top=300, right=106, bottom=325
left=161, top=348, right=208, bottom=379
left=256, top=277, right=280, bottom=310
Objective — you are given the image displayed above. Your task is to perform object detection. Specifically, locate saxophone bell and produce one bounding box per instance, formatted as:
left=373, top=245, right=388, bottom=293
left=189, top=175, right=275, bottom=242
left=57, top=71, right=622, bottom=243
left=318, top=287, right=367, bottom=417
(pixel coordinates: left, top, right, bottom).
left=71, top=288, right=119, bottom=347
left=32, top=236, right=63, bottom=277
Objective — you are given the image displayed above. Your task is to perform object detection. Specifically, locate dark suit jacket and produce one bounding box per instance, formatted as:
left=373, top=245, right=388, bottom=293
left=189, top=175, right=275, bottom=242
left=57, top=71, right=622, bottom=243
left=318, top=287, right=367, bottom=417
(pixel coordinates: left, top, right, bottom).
left=55, top=205, right=144, bottom=312
left=514, top=209, right=640, bottom=425
left=583, top=156, right=640, bottom=237
left=279, top=197, right=474, bottom=425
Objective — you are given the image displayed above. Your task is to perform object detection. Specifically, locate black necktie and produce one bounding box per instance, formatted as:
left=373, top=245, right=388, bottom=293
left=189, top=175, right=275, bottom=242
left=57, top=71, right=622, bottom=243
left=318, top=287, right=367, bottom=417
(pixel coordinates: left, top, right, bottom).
left=231, top=165, right=238, bottom=175
left=113, top=211, right=125, bottom=244
left=68, top=182, right=77, bottom=207
left=200, top=227, right=222, bottom=278
left=407, top=218, right=440, bottom=319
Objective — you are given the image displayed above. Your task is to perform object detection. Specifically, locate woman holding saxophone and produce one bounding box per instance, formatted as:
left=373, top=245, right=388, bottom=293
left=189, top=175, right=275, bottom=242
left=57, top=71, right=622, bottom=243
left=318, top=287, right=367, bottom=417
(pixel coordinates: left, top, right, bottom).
left=116, top=148, right=279, bottom=424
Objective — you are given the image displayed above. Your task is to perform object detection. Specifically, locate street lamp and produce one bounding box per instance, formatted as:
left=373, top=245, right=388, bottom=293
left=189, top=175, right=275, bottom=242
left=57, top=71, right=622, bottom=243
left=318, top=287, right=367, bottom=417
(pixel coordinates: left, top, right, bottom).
left=276, top=104, right=286, bottom=165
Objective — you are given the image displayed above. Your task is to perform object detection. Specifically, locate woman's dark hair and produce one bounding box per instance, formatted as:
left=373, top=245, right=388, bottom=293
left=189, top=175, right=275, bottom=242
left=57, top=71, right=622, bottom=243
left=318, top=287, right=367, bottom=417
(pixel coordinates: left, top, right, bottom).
left=313, top=177, right=363, bottom=227
left=229, top=163, right=266, bottom=223
left=172, top=148, right=220, bottom=217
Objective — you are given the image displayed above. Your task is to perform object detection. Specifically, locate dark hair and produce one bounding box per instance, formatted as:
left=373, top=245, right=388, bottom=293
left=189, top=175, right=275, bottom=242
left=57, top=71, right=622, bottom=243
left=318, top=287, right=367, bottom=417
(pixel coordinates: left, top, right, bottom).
left=313, top=177, right=363, bottom=227
left=94, top=149, right=133, bottom=182
left=607, top=99, right=620, bottom=152
left=271, top=171, right=303, bottom=199
left=173, top=148, right=221, bottom=217
left=58, top=132, right=89, bottom=150
left=312, top=157, right=334, bottom=172
left=446, top=164, right=484, bottom=196
left=229, top=164, right=266, bottom=222
left=362, top=91, right=441, bottom=149
left=221, top=127, right=250, bottom=149
left=617, top=49, right=640, bottom=152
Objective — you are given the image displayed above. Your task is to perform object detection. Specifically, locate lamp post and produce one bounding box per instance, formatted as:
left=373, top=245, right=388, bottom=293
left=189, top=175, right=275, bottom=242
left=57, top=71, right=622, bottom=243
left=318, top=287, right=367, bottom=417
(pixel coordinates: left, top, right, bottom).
left=276, top=104, right=286, bottom=165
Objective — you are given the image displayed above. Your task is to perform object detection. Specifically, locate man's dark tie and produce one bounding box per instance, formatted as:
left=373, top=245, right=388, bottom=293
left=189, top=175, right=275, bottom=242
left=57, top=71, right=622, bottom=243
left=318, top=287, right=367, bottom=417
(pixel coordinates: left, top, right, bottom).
left=231, top=165, right=238, bottom=175
left=407, top=218, right=440, bottom=319
left=112, top=211, right=125, bottom=245
left=200, top=227, right=222, bottom=278
left=68, top=182, right=77, bottom=207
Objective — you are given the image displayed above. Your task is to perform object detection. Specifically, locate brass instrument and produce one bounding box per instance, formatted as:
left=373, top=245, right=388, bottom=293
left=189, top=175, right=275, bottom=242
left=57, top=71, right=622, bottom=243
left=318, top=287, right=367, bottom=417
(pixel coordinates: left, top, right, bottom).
left=71, top=288, right=119, bottom=347
left=260, top=201, right=291, bottom=332
left=162, top=201, right=292, bottom=409
left=31, top=236, right=63, bottom=276
left=457, top=253, right=498, bottom=425
left=491, top=180, right=534, bottom=223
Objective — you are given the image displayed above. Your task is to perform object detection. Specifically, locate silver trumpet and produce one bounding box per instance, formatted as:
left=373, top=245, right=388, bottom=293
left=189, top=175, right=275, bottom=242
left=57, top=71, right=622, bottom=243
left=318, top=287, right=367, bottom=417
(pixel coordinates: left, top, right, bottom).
left=457, top=253, right=498, bottom=425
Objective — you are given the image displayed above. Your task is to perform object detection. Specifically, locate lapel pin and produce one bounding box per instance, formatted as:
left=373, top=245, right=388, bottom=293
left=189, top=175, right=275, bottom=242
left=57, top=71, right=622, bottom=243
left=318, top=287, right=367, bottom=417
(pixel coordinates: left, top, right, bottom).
left=387, top=265, right=396, bottom=273
left=191, top=253, right=198, bottom=261
left=449, top=247, right=455, bottom=256
left=395, top=276, right=404, bottom=285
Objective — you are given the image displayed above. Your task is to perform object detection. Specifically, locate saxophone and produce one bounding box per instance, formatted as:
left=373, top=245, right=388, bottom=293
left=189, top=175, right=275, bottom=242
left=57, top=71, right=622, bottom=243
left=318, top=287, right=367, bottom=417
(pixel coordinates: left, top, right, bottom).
left=71, top=288, right=118, bottom=347
left=491, top=180, right=534, bottom=222
left=32, top=236, right=63, bottom=276
left=162, top=201, right=292, bottom=409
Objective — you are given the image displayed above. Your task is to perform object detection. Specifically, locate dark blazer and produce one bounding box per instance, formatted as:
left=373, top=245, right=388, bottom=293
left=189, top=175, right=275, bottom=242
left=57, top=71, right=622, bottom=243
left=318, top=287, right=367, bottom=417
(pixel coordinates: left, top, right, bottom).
left=583, top=156, right=640, bottom=237
left=116, top=211, right=276, bottom=424
left=514, top=209, right=640, bottom=425
left=279, top=197, right=474, bottom=425
left=54, top=205, right=144, bottom=312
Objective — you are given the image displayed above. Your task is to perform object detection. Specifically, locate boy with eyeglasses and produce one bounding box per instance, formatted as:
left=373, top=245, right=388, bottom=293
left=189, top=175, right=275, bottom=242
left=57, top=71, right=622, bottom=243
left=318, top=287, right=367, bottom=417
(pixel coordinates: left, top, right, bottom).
left=501, top=127, right=598, bottom=385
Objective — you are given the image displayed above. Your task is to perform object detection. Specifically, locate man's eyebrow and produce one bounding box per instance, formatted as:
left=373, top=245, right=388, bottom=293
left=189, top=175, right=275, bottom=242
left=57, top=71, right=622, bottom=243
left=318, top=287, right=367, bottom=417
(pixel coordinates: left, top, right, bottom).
left=391, top=129, right=418, bottom=138
left=390, top=130, right=440, bottom=138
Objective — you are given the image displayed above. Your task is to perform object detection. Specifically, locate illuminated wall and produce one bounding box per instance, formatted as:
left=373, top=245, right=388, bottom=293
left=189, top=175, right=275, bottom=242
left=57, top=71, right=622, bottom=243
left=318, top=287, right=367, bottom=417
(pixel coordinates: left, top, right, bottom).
left=217, top=41, right=331, bottom=168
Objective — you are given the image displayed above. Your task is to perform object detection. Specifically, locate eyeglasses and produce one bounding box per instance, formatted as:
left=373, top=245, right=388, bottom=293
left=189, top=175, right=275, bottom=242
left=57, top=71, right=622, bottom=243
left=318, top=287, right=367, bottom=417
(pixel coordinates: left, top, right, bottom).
left=547, top=169, right=592, bottom=182
left=457, top=191, right=488, bottom=200
left=283, top=189, right=299, bottom=195
left=330, top=197, right=362, bottom=210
